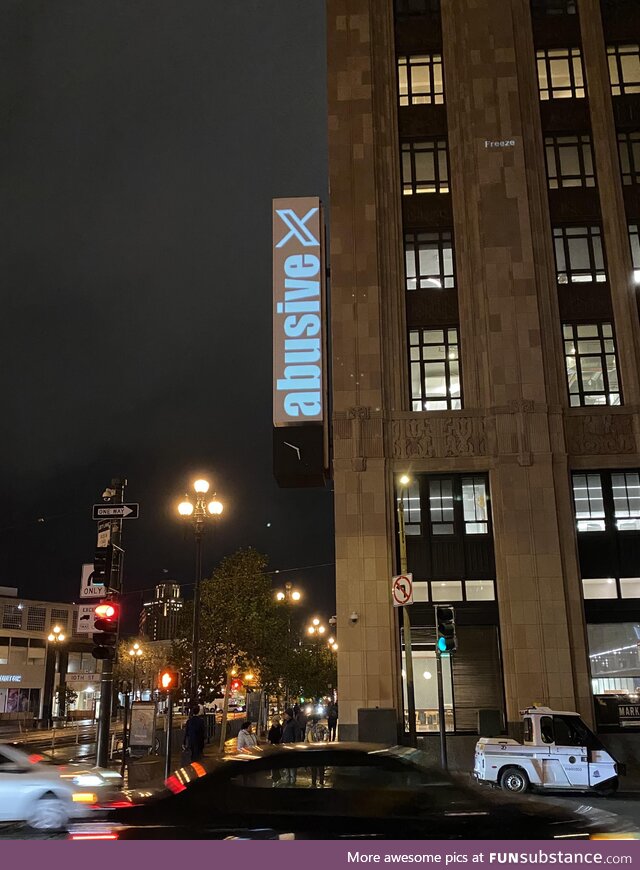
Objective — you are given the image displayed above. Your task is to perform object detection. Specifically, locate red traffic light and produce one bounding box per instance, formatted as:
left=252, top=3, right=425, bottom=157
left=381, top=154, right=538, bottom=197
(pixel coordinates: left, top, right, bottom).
left=158, top=668, right=180, bottom=691
left=94, top=601, right=120, bottom=633
left=230, top=679, right=243, bottom=692
left=95, top=603, right=117, bottom=620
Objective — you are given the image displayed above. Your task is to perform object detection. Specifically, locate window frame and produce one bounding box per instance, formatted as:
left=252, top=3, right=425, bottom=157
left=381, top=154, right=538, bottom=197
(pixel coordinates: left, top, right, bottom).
left=409, top=326, right=462, bottom=412
left=398, top=54, right=444, bottom=107
left=536, top=47, right=586, bottom=101
left=401, top=139, right=450, bottom=195
left=404, top=230, right=455, bottom=291
left=553, top=225, right=607, bottom=284
left=544, top=134, right=596, bottom=189
left=618, top=132, right=640, bottom=186
left=563, top=322, right=621, bottom=407
left=607, top=44, right=640, bottom=97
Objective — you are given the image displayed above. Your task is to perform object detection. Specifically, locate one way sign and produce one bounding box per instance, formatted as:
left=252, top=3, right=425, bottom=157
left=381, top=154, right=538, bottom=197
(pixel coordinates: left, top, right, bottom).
left=92, top=503, right=139, bottom=520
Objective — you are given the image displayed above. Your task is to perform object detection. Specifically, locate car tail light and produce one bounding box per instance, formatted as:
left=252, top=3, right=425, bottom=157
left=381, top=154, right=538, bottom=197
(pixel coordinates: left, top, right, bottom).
left=165, top=774, right=187, bottom=794
left=28, top=754, right=44, bottom=764
left=69, top=832, right=119, bottom=840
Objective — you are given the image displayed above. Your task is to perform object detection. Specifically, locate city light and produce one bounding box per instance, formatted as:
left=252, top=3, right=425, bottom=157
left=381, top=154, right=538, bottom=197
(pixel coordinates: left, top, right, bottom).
left=193, top=479, right=210, bottom=493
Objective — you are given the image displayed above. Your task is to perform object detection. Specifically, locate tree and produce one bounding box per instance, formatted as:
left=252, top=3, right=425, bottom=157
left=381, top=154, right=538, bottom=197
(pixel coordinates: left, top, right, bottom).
left=113, top=639, right=173, bottom=697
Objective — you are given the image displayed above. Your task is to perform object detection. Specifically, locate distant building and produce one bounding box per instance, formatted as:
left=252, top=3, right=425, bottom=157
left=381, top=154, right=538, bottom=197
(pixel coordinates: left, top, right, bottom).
left=140, top=583, right=183, bottom=642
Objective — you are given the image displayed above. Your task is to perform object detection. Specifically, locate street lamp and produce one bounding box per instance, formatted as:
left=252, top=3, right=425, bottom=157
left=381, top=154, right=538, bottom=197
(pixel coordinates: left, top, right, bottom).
left=274, top=582, right=302, bottom=707
left=306, top=618, right=327, bottom=637
left=176, top=477, right=224, bottom=702
left=128, top=642, right=143, bottom=702
left=397, top=473, right=417, bottom=749
left=47, top=625, right=67, bottom=723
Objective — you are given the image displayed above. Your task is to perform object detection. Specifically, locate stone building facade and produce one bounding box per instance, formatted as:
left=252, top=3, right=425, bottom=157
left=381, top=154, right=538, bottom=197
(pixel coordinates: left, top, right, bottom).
left=327, top=0, right=640, bottom=739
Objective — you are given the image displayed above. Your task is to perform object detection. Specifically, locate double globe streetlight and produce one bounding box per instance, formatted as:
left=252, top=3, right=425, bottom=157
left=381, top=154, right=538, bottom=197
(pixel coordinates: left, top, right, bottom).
left=177, top=478, right=224, bottom=702
left=47, top=625, right=67, bottom=722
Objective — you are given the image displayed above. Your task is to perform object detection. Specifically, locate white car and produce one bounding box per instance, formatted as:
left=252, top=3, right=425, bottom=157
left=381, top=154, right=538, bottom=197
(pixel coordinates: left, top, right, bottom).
left=0, top=744, right=107, bottom=830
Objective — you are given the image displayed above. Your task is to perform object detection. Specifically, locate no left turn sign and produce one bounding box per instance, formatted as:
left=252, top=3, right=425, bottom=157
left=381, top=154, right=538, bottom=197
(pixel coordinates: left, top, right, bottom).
left=392, top=573, right=414, bottom=607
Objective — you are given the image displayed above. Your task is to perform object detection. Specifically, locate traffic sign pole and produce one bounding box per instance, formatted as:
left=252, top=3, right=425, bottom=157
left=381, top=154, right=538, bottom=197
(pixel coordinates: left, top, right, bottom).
left=436, top=651, right=448, bottom=771
left=396, top=492, right=417, bottom=749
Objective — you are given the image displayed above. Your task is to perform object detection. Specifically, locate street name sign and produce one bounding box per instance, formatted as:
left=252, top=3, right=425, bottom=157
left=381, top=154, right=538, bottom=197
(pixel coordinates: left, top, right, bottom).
left=392, top=573, right=414, bottom=607
left=92, top=503, right=139, bottom=520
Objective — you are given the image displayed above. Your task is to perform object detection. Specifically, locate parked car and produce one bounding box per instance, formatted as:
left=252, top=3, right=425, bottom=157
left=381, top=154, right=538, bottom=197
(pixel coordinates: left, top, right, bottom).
left=68, top=743, right=638, bottom=840
left=0, top=743, right=109, bottom=830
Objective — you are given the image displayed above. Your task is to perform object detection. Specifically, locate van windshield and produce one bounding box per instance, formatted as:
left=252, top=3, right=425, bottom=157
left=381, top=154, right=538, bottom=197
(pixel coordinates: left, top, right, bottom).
left=553, top=715, right=605, bottom=750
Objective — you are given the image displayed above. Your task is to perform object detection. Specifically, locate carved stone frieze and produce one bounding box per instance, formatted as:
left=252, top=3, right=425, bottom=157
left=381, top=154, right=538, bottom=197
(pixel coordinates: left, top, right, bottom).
left=566, top=413, right=637, bottom=456
left=391, top=415, right=486, bottom=459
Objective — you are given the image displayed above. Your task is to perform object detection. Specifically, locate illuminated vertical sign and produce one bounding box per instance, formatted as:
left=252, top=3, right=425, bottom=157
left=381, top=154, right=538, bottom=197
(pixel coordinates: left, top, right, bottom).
left=273, top=197, right=325, bottom=427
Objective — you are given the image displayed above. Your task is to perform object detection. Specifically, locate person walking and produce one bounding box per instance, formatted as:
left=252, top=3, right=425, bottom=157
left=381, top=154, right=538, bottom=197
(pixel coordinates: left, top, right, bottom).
left=267, top=719, right=283, bottom=745
left=182, top=705, right=206, bottom=762
left=236, top=720, right=258, bottom=754
left=295, top=706, right=308, bottom=742
left=280, top=708, right=298, bottom=785
left=307, top=716, right=327, bottom=788
left=327, top=703, right=338, bottom=741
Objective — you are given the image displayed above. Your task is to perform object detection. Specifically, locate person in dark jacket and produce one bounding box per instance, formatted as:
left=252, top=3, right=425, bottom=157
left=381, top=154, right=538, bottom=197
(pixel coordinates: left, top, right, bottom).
left=268, top=720, right=283, bottom=744
left=295, top=707, right=308, bottom=742
left=327, top=703, right=338, bottom=741
left=182, top=705, right=206, bottom=762
left=280, top=708, right=298, bottom=785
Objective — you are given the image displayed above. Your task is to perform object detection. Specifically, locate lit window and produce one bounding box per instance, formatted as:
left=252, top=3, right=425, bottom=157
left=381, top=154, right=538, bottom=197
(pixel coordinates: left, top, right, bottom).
left=545, top=135, right=595, bottom=189
left=629, top=223, right=640, bottom=284
left=400, top=478, right=422, bottom=536
left=530, top=0, right=576, bottom=14
left=431, top=580, right=463, bottom=602
left=572, top=473, right=606, bottom=531
left=563, top=323, right=621, bottom=407
left=612, top=471, right=640, bottom=531
left=413, top=581, right=429, bottom=602
left=465, top=580, right=495, bottom=601
left=607, top=44, right=640, bottom=96
left=553, top=226, right=606, bottom=283
left=462, top=477, right=488, bottom=535
left=582, top=578, right=617, bottom=599
left=398, top=54, right=444, bottom=106
left=401, top=140, right=449, bottom=195
left=618, top=132, right=640, bottom=186
left=620, top=578, right=640, bottom=599
left=429, top=479, right=454, bottom=535
left=405, top=231, right=455, bottom=290
left=536, top=48, right=585, bottom=100
left=409, top=327, right=462, bottom=411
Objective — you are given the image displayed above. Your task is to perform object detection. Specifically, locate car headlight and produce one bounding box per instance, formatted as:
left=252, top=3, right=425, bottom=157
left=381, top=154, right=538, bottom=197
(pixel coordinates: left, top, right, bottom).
left=72, top=775, right=104, bottom=787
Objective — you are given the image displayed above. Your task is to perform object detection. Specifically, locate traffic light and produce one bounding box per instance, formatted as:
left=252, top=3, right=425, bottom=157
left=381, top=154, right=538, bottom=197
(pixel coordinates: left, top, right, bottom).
left=92, top=545, right=114, bottom=587
left=92, top=600, right=120, bottom=660
left=230, top=678, right=243, bottom=692
left=436, top=605, right=456, bottom=654
left=157, top=668, right=180, bottom=691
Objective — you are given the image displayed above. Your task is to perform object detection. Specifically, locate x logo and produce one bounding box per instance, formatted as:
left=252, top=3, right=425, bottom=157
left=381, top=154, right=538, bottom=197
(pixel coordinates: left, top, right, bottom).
left=275, top=207, right=319, bottom=248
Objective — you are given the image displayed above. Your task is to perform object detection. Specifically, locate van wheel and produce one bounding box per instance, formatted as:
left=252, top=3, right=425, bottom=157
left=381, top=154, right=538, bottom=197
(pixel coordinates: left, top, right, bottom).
left=594, top=777, right=618, bottom=797
left=500, top=767, right=530, bottom=794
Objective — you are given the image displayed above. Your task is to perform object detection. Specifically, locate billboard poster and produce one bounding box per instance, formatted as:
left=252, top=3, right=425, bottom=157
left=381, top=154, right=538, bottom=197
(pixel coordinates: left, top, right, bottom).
left=273, top=197, right=326, bottom=427
left=129, top=702, right=157, bottom=747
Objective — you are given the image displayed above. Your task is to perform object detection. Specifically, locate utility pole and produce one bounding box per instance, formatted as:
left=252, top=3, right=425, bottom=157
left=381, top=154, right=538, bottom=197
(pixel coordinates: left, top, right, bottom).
left=397, top=481, right=417, bottom=748
left=95, top=477, right=126, bottom=768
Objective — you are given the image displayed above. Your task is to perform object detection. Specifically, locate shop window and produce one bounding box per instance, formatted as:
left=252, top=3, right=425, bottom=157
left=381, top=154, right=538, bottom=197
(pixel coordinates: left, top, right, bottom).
left=431, top=580, right=463, bottom=601
left=612, top=471, right=640, bottom=530
left=462, top=476, right=489, bottom=534
left=429, top=479, right=454, bottom=535
left=620, top=578, right=640, bottom=598
left=582, top=577, right=617, bottom=599
left=545, top=135, right=595, bottom=189
left=563, top=322, right=621, bottom=407
left=405, top=231, right=455, bottom=290
left=588, top=622, right=640, bottom=696
left=618, top=133, right=640, bottom=186
left=465, top=580, right=495, bottom=601
left=401, top=139, right=450, bottom=195
left=553, top=225, right=606, bottom=283
left=572, top=473, right=606, bottom=531
left=537, top=48, right=586, bottom=100
left=409, top=327, right=462, bottom=411
left=607, top=44, right=640, bottom=96
left=402, top=648, right=454, bottom=733
left=398, top=54, right=444, bottom=106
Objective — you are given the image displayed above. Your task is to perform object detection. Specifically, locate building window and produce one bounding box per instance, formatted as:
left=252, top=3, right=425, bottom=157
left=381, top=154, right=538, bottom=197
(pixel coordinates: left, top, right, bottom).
left=573, top=473, right=606, bottom=531
left=553, top=225, right=606, bottom=283
left=2, top=605, right=22, bottom=631
left=607, top=44, right=640, bottom=96
left=395, top=0, right=440, bottom=13
left=429, top=479, right=455, bottom=535
left=401, top=140, right=449, bottom=194
left=26, top=606, right=46, bottom=633
left=531, top=0, right=577, bottom=14
left=8, top=638, right=27, bottom=668
left=27, top=639, right=46, bottom=666
left=588, top=623, right=640, bottom=697
left=0, top=638, right=8, bottom=665
left=405, top=231, right=455, bottom=290
left=398, top=54, right=444, bottom=106
left=409, top=328, right=461, bottom=411
left=536, top=48, right=586, bottom=100
left=462, top=477, right=489, bottom=534
left=563, top=323, right=621, bottom=406
left=582, top=577, right=617, bottom=598
left=465, top=580, right=495, bottom=601
left=620, top=578, right=640, bottom=598
left=49, top=609, right=69, bottom=630
left=618, top=132, right=640, bottom=186
left=612, top=471, right=640, bottom=531
left=545, top=135, right=595, bottom=189
left=400, top=478, right=422, bottom=536
left=431, top=580, right=463, bottom=602
left=629, top=223, right=640, bottom=284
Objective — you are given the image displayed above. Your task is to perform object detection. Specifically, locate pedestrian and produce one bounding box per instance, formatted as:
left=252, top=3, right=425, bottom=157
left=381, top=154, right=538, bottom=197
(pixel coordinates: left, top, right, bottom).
left=268, top=719, right=283, bottom=745
left=295, top=706, right=308, bottom=742
left=280, top=708, right=298, bottom=785
left=182, top=705, right=206, bottom=762
left=327, top=702, right=338, bottom=741
left=307, top=716, right=327, bottom=788
left=237, top=720, right=258, bottom=754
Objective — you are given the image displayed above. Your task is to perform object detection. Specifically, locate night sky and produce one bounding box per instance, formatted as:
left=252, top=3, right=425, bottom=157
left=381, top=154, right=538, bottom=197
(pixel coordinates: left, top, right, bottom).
left=1, top=1, right=334, bottom=628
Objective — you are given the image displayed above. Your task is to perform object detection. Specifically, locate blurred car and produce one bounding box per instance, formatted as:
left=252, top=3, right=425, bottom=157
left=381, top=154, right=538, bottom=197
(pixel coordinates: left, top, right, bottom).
left=68, top=743, right=639, bottom=840
left=0, top=743, right=107, bottom=830
left=29, top=751, right=123, bottom=795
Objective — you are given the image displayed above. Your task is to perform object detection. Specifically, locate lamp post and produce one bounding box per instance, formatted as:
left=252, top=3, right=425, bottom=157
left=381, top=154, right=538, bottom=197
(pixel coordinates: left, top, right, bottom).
left=397, top=474, right=417, bottom=748
left=177, top=478, right=224, bottom=703
left=275, top=582, right=301, bottom=708
left=47, top=625, right=67, bottom=723
left=128, top=642, right=143, bottom=702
